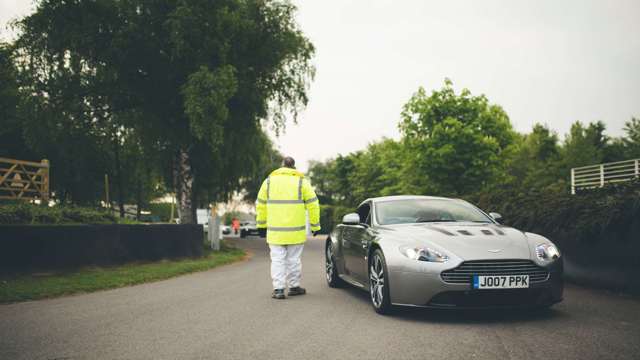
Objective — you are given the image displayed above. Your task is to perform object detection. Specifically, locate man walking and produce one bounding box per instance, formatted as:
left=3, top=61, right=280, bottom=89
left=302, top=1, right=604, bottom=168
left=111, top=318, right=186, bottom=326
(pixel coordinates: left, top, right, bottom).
left=256, top=156, right=321, bottom=299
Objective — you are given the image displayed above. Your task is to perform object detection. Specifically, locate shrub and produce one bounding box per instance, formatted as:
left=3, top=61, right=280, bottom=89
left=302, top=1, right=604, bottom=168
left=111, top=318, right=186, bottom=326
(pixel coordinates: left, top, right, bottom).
left=148, top=203, right=174, bottom=222
left=465, top=180, right=640, bottom=264
left=0, top=202, right=117, bottom=225
left=319, top=204, right=354, bottom=234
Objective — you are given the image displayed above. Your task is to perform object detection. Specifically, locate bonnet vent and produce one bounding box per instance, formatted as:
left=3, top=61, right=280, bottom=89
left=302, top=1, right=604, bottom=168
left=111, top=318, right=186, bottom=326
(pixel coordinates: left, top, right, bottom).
left=428, top=226, right=456, bottom=236
left=493, top=228, right=506, bottom=235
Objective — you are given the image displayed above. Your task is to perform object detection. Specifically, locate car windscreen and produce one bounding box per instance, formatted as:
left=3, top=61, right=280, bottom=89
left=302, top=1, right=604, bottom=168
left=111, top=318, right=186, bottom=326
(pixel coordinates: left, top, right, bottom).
left=375, top=199, right=492, bottom=225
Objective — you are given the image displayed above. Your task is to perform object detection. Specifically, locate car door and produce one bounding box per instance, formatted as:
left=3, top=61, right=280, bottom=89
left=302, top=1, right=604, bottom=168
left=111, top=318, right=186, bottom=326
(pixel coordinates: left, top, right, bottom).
left=343, top=202, right=373, bottom=283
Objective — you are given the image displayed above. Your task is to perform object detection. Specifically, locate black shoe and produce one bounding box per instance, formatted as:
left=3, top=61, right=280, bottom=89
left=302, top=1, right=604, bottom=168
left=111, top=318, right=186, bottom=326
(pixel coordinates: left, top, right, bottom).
left=288, top=286, right=306, bottom=296
left=272, top=289, right=285, bottom=299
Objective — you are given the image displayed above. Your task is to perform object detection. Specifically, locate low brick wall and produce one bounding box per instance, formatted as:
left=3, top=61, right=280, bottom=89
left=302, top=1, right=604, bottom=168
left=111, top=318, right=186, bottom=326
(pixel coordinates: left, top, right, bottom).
left=0, top=224, right=203, bottom=272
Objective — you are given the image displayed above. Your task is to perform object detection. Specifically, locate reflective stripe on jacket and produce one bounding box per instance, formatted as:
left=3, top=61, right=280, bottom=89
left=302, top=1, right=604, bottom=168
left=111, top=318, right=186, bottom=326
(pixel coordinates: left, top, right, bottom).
left=255, top=167, right=321, bottom=245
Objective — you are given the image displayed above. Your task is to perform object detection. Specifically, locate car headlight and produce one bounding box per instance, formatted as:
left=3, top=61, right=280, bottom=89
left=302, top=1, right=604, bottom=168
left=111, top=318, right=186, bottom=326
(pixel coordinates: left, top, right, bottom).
left=536, top=243, right=560, bottom=261
left=400, top=246, right=449, bottom=263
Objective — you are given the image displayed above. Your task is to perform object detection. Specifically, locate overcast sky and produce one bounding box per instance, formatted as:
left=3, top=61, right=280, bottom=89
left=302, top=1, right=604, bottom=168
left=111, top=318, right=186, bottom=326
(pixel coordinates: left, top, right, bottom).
left=3, top=1, right=639, bottom=172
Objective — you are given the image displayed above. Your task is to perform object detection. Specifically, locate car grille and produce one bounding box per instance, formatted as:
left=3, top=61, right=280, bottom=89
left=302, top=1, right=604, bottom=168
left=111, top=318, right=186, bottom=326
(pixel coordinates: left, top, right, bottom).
left=441, top=259, right=549, bottom=284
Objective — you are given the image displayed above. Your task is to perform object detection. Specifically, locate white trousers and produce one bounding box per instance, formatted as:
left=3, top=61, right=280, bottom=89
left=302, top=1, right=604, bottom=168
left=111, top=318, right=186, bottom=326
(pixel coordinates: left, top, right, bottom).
left=269, top=244, right=304, bottom=290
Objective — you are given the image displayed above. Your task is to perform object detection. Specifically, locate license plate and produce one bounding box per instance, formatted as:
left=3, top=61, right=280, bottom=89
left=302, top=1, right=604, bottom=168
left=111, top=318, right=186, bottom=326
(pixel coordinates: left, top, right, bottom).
left=473, top=275, right=529, bottom=289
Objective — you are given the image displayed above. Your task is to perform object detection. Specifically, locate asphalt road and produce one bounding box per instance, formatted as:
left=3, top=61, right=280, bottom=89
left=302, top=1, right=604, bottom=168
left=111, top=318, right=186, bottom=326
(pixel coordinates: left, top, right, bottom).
left=1, top=236, right=639, bottom=360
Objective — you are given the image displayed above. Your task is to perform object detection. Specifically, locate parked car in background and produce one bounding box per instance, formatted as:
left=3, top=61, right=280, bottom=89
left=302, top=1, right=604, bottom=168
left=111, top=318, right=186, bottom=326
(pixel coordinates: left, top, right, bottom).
left=221, top=225, right=231, bottom=235
left=325, top=195, right=563, bottom=314
left=240, top=221, right=260, bottom=238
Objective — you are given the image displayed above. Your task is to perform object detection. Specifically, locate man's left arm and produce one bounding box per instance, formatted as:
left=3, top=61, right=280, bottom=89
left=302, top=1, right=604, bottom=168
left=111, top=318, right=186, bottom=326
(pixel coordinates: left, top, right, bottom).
left=256, top=179, right=268, bottom=237
left=302, top=178, right=321, bottom=234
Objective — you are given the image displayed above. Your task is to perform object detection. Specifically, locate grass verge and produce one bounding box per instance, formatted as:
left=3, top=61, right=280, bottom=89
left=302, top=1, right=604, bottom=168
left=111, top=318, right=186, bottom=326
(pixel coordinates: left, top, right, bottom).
left=0, top=243, right=246, bottom=303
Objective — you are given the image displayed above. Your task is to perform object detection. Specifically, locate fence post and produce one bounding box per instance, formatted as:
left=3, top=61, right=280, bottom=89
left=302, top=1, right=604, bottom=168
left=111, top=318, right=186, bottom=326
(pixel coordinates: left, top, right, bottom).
left=209, top=207, right=221, bottom=251
left=635, top=159, right=639, bottom=178
left=41, top=159, right=49, bottom=203
left=571, top=168, right=575, bottom=195
left=104, top=174, right=110, bottom=208
left=600, top=164, right=605, bottom=187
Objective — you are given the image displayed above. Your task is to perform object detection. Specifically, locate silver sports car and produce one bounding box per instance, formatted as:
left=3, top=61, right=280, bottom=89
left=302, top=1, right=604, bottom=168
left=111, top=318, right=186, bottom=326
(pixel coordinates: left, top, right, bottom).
left=325, top=195, right=563, bottom=314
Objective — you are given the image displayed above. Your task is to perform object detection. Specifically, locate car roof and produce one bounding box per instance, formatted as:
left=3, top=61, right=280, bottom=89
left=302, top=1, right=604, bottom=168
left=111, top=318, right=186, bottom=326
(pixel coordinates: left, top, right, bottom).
left=365, top=195, right=459, bottom=204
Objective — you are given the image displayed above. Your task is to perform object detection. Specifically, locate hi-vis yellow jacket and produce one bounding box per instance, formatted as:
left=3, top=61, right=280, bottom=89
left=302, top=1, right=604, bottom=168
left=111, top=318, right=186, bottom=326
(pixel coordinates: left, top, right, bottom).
left=256, top=167, right=321, bottom=245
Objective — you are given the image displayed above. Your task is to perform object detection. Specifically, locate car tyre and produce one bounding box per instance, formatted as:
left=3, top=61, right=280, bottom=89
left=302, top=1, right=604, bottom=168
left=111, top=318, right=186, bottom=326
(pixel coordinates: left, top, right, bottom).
left=240, top=230, right=246, bottom=238
left=369, top=249, right=392, bottom=315
left=325, top=241, right=345, bottom=288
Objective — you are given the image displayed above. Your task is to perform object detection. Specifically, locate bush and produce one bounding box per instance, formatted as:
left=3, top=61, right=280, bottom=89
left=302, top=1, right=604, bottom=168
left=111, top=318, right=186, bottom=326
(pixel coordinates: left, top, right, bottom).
left=319, top=204, right=353, bottom=234
left=466, top=180, right=640, bottom=264
left=148, top=203, right=173, bottom=222
left=0, top=202, right=117, bottom=225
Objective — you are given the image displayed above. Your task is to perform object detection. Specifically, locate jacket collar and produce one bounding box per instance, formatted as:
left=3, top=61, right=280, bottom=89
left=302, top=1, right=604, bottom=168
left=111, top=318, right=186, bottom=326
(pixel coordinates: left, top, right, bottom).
left=270, top=167, right=304, bottom=177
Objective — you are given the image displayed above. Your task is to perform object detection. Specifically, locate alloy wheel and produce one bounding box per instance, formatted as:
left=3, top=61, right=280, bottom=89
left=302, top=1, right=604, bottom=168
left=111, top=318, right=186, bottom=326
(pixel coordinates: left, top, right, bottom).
left=369, top=254, right=385, bottom=308
left=326, top=245, right=334, bottom=282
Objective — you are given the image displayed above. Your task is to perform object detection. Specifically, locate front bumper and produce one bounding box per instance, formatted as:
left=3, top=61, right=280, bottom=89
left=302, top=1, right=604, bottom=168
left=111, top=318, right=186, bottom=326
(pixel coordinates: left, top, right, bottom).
left=388, top=260, right=564, bottom=309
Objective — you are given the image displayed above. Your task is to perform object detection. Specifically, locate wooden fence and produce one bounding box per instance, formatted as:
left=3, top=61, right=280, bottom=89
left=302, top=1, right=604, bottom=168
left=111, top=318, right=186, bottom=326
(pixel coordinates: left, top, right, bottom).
left=0, top=157, right=50, bottom=201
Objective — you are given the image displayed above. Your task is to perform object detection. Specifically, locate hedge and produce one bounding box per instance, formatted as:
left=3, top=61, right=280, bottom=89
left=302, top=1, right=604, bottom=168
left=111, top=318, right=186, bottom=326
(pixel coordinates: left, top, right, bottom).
left=0, top=202, right=117, bottom=225
left=468, top=181, right=640, bottom=246
left=319, top=204, right=353, bottom=234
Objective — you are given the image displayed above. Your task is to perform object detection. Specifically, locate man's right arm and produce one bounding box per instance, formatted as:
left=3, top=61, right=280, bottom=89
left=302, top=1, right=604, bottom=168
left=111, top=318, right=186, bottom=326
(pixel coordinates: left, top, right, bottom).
left=302, top=178, right=321, bottom=235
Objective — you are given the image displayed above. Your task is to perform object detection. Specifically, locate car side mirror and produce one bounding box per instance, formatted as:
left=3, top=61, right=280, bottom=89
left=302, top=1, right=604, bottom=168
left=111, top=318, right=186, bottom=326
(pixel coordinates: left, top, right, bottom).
left=342, top=213, right=360, bottom=225
left=489, top=212, right=502, bottom=222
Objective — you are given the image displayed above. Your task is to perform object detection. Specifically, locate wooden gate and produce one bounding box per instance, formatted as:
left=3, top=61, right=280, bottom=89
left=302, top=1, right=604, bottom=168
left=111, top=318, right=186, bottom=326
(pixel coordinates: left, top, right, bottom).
left=0, top=157, right=50, bottom=201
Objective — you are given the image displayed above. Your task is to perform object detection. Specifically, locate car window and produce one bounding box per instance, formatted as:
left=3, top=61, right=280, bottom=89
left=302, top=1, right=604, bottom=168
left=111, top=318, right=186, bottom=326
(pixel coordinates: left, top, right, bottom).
left=357, top=203, right=371, bottom=225
left=365, top=212, right=372, bottom=226
left=375, top=199, right=492, bottom=225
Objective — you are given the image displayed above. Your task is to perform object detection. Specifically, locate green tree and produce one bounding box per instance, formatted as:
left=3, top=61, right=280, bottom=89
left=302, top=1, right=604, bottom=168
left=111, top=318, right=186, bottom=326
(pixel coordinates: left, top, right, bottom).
left=399, top=79, right=515, bottom=196
left=332, top=154, right=359, bottom=205
left=307, top=159, right=336, bottom=205
left=562, top=121, right=608, bottom=168
left=622, top=117, right=640, bottom=159
left=239, top=134, right=283, bottom=204
left=351, top=139, right=405, bottom=202
left=504, top=123, right=564, bottom=190
left=308, top=154, right=360, bottom=206
left=14, top=0, right=314, bottom=222
left=7, top=33, right=112, bottom=204
left=0, top=43, right=36, bottom=161
left=307, top=139, right=405, bottom=206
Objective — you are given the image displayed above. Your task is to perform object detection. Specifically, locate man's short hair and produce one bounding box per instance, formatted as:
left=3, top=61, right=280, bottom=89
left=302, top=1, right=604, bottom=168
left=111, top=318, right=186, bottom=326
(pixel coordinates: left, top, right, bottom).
left=283, top=156, right=296, bottom=168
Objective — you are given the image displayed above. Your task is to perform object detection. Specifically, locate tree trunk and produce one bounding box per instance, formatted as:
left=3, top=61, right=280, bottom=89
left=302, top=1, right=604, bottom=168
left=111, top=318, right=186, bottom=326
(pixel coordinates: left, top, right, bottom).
left=191, top=178, right=198, bottom=223
left=172, top=155, right=180, bottom=222
left=176, top=148, right=195, bottom=224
